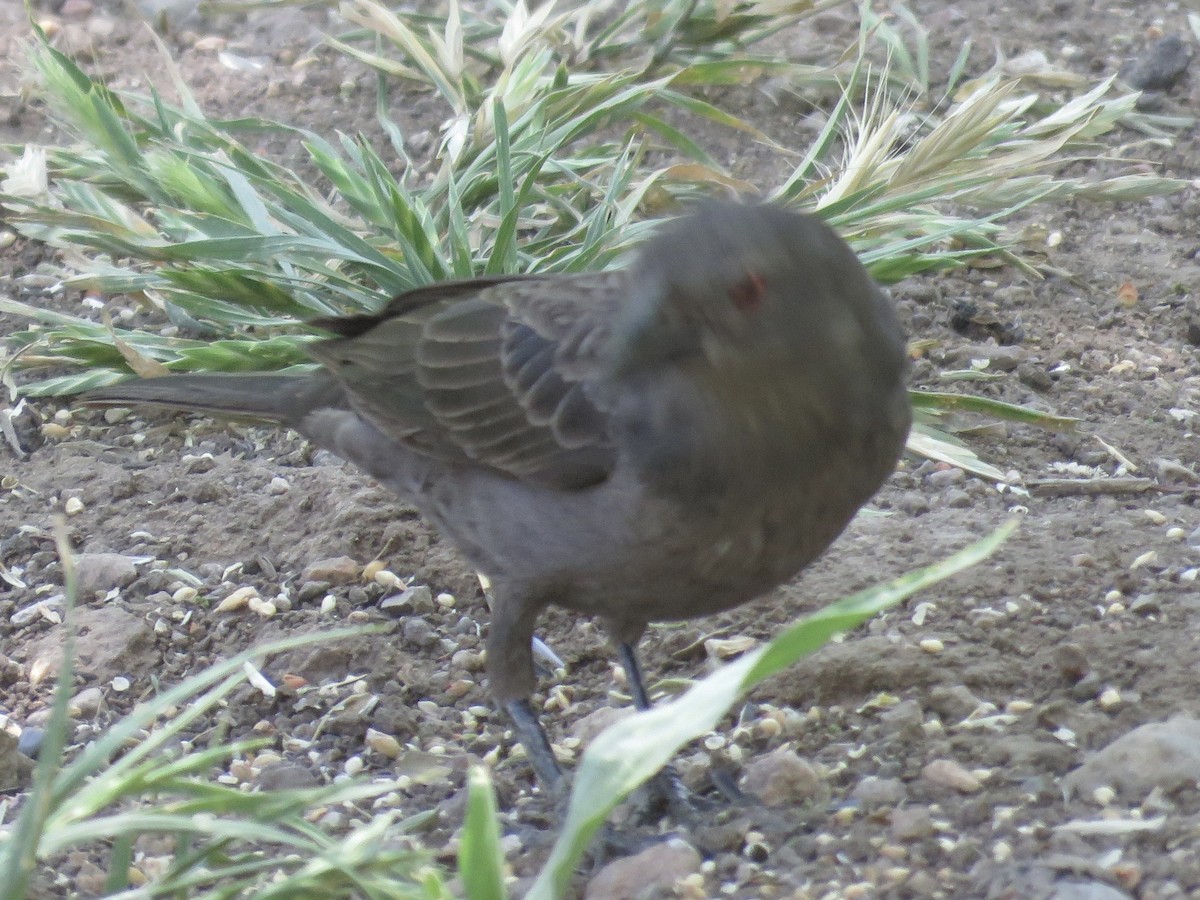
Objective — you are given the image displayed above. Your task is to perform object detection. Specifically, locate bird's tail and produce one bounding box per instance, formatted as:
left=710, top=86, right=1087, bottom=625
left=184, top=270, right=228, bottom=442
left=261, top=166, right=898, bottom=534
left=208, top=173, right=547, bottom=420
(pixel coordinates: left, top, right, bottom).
left=78, top=372, right=343, bottom=425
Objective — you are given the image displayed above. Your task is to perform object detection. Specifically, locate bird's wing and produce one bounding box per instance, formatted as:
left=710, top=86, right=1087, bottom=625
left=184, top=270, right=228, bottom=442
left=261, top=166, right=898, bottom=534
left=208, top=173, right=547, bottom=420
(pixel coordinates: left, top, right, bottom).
left=308, top=272, right=625, bottom=489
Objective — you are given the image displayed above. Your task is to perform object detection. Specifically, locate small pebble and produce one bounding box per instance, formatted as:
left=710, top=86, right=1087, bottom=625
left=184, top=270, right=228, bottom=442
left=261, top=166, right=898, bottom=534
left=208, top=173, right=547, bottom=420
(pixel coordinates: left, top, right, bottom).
left=1130, top=594, right=1161, bottom=615
left=64, top=497, right=85, bottom=516
left=268, top=476, right=290, bottom=494
left=18, top=727, right=44, bottom=758
left=111, top=676, right=130, bottom=692
left=1098, top=688, right=1122, bottom=710
left=70, top=686, right=104, bottom=717
left=320, top=595, right=337, bottom=615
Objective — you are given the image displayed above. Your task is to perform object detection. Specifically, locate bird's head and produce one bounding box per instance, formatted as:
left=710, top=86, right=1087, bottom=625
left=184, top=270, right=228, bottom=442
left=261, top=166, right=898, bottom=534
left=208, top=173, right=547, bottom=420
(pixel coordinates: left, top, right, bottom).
left=609, top=201, right=904, bottom=389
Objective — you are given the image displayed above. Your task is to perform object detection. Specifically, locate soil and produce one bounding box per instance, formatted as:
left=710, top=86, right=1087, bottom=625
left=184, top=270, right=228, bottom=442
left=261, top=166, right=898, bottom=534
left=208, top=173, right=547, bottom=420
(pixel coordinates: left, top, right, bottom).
left=3, top=1, right=1200, bottom=898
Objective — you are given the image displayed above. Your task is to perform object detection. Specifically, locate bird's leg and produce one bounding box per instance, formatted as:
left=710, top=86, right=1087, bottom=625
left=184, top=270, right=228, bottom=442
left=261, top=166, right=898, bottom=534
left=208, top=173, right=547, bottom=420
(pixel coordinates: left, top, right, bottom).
left=479, top=573, right=564, bottom=677
left=487, top=591, right=563, bottom=790
left=504, top=697, right=563, bottom=790
left=616, top=641, right=653, bottom=711
left=615, top=639, right=704, bottom=821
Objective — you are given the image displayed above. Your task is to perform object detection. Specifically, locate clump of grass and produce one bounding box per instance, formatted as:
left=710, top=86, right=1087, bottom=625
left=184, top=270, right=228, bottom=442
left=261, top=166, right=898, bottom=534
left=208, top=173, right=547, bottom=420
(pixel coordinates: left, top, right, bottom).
left=0, top=3, right=1183, bottom=401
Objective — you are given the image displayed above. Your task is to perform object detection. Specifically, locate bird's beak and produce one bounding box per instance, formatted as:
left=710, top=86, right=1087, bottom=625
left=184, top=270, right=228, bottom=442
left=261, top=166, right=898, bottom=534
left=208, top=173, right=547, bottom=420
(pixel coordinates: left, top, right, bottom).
left=608, top=285, right=697, bottom=377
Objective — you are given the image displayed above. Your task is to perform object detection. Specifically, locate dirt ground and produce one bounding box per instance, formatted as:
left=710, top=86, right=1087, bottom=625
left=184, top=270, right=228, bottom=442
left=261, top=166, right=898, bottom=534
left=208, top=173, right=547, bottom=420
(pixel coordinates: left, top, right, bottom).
left=4, top=1, right=1200, bottom=897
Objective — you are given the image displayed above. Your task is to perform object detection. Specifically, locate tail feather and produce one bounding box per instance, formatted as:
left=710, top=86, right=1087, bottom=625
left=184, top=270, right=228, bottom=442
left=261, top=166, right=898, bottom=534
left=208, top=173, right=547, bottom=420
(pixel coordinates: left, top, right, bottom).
left=78, top=373, right=343, bottom=425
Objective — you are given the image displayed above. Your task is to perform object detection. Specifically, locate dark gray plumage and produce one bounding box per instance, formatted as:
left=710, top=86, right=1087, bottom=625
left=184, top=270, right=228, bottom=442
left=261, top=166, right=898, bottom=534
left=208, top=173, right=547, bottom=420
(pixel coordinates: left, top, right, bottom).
left=80, top=202, right=912, bottom=789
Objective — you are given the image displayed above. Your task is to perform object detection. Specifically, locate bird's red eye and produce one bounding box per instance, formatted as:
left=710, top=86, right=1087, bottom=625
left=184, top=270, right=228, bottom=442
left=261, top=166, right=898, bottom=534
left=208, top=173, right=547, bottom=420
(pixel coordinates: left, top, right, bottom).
left=730, top=272, right=766, bottom=312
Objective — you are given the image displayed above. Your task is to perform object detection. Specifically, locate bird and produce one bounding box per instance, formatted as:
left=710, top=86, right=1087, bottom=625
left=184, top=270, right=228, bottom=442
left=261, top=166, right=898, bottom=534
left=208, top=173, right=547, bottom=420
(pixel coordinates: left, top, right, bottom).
left=79, top=201, right=912, bottom=792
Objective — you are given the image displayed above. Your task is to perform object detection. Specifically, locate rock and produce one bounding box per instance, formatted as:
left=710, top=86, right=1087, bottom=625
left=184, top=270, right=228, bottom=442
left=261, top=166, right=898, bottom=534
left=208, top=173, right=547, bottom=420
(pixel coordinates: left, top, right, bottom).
left=401, top=617, right=439, bottom=648
left=10, top=596, right=64, bottom=627
left=1056, top=881, right=1133, bottom=900
left=17, top=727, right=44, bottom=759
left=890, top=804, right=935, bottom=841
left=922, top=758, right=982, bottom=793
left=740, top=748, right=827, bottom=807
left=296, top=580, right=330, bottom=603
left=71, top=686, right=104, bottom=717
left=1120, top=34, right=1191, bottom=92
left=927, top=685, right=982, bottom=722
left=956, top=342, right=1024, bottom=371
left=380, top=585, right=434, bottom=615
left=300, top=556, right=359, bottom=585
left=0, top=729, right=35, bottom=791
left=569, top=706, right=634, bottom=746
left=1129, top=593, right=1161, bottom=616
left=1064, top=716, right=1200, bottom=801
left=584, top=838, right=701, bottom=900
left=850, top=775, right=907, bottom=809
left=75, top=553, right=139, bottom=595
left=24, top=605, right=156, bottom=680
left=1051, top=643, right=1090, bottom=683
left=256, top=762, right=320, bottom=791
left=879, top=698, right=923, bottom=734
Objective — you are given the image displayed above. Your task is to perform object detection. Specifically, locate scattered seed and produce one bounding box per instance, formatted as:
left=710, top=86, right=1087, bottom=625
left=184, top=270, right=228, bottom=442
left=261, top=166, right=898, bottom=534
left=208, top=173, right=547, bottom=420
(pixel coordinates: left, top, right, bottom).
left=41, top=423, right=69, bottom=440
left=320, top=594, right=337, bottom=615
left=172, top=586, right=198, bottom=603
left=247, top=596, right=277, bottom=618
left=1167, top=527, right=1186, bottom=540
left=1130, top=550, right=1158, bottom=569
left=362, top=560, right=386, bottom=581
left=922, top=758, right=981, bottom=793
left=704, top=635, right=757, bottom=659
left=63, top=496, right=85, bottom=515
left=373, top=569, right=403, bottom=590
left=216, top=586, right=257, bottom=612
left=111, top=676, right=130, bottom=692
left=1005, top=699, right=1034, bottom=714
left=366, top=728, right=402, bottom=759
left=919, top=638, right=945, bottom=654
left=343, top=755, right=364, bottom=776
left=1143, top=510, right=1166, bottom=525
left=242, top=661, right=276, bottom=698
left=1098, top=688, right=1122, bottom=710
left=436, top=592, right=456, bottom=608
left=1093, top=785, right=1117, bottom=806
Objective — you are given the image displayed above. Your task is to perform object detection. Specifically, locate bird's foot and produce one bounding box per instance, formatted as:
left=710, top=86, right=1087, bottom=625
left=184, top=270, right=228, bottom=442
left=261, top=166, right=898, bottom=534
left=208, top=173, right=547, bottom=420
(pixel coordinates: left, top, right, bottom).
left=631, top=764, right=713, bottom=824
